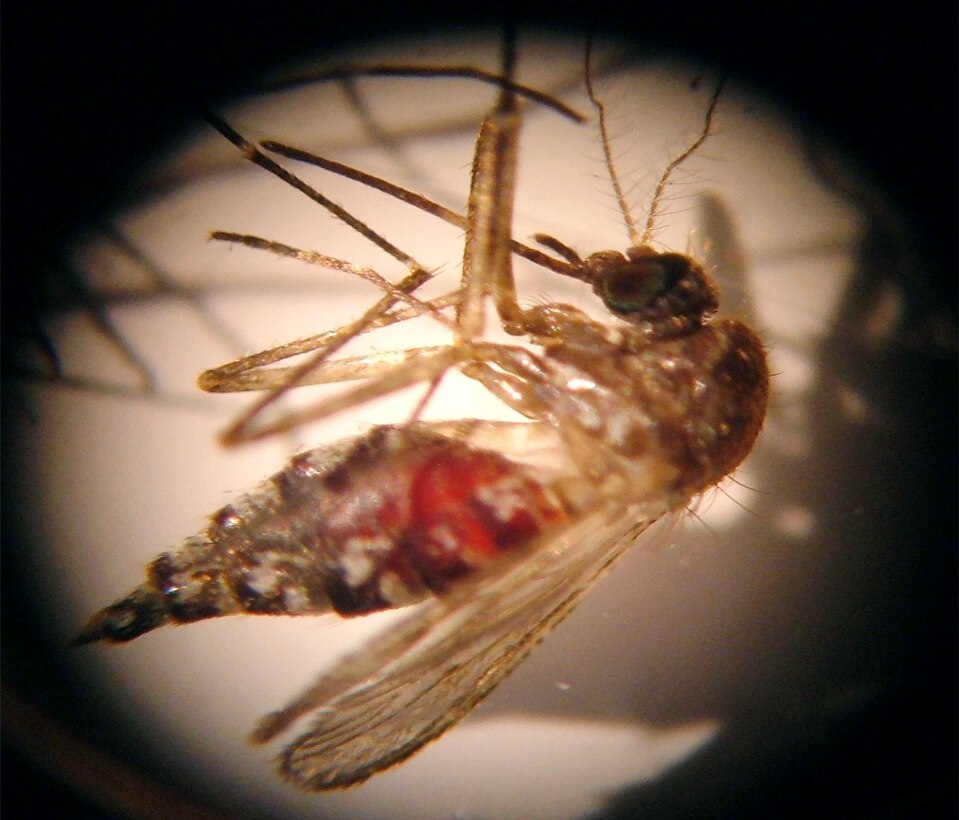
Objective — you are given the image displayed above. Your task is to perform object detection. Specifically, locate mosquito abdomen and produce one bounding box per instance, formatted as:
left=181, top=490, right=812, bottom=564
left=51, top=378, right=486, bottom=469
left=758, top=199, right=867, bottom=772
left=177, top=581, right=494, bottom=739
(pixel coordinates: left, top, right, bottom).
left=75, top=426, right=569, bottom=644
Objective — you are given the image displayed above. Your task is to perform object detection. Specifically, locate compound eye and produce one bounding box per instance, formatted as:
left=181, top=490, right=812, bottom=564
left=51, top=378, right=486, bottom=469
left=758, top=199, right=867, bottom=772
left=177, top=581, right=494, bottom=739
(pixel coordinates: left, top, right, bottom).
left=599, top=253, right=688, bottom=316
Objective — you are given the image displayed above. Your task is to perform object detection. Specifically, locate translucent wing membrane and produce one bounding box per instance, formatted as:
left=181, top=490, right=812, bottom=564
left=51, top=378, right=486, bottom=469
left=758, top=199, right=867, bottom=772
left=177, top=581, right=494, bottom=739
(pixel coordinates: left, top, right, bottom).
left=271, top=495, right=653, bottom=789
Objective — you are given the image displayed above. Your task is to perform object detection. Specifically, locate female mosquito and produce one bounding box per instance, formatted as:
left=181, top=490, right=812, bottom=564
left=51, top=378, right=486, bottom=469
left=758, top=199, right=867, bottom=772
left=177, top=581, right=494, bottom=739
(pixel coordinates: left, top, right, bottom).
left=76, top=38, right=769, bottom=790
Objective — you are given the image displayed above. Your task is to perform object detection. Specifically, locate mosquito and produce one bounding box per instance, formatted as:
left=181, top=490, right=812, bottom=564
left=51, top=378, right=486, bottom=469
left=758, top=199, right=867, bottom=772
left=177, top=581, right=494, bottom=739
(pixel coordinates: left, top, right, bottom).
left=76, top=36, right=769, bottom=790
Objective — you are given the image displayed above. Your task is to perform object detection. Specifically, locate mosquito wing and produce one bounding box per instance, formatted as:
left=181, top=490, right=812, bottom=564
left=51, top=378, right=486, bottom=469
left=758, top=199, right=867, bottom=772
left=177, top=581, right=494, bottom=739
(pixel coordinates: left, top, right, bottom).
left=263, top=491, right=658, bottom=790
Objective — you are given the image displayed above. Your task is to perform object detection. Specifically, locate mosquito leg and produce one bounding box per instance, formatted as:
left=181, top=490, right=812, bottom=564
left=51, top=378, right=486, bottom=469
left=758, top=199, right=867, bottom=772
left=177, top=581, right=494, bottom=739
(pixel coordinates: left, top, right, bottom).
left=208, top=124, right=449, bottom=367
left=407, top=370, right=446, bottom=421
left=205, top=141, right=445, bottom=373
left=458, top=34, right=525, bottom=339
left=263, top=142, right=465, bottom=233
left=202, top=346, right=455, bottom=393
left=226, top=345, right=465, bottom=444
left=203, top=231, right=463, bottom=433
left=262, top=141, right=576, bottom=279
left=197, top=290, right=462, bottom=393
left=209, top=232, right=455, bottom=331
left=207, top=113, right=476, bottom=438
left=461, top=345, right=565, bottom=427
left=206, top=37, right=594, bottom=440
left=253, top=64, right=587, bottom=123
left=219, top=263, right=451, bottom=445
left=207, top=115, right=428, bottom=274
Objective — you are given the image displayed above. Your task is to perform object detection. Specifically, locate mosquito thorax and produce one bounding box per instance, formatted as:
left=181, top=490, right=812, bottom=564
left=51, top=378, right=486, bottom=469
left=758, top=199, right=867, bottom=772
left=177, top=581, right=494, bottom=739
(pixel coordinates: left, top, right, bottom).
left=585, top=245, right=720, bottom=339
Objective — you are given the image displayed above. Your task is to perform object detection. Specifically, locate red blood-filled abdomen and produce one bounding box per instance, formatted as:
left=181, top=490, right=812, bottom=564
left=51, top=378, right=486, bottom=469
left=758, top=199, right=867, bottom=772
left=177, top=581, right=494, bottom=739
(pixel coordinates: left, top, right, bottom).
left=321, top=429, right=568, bottom=614
left=403, top=449, right=567, bottom=589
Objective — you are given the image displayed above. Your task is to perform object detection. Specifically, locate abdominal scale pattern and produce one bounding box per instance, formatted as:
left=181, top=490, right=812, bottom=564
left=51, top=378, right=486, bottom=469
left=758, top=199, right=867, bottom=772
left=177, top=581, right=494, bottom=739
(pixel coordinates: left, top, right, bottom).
left=74, top=424, right=569, bottom=642
left=77, top=39, right=768, bottom=790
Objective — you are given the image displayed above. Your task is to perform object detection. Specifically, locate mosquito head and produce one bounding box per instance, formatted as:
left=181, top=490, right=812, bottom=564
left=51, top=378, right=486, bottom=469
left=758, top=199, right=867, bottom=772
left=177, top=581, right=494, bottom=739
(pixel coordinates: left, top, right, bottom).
left=583, top=245, right=719, bottom=338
